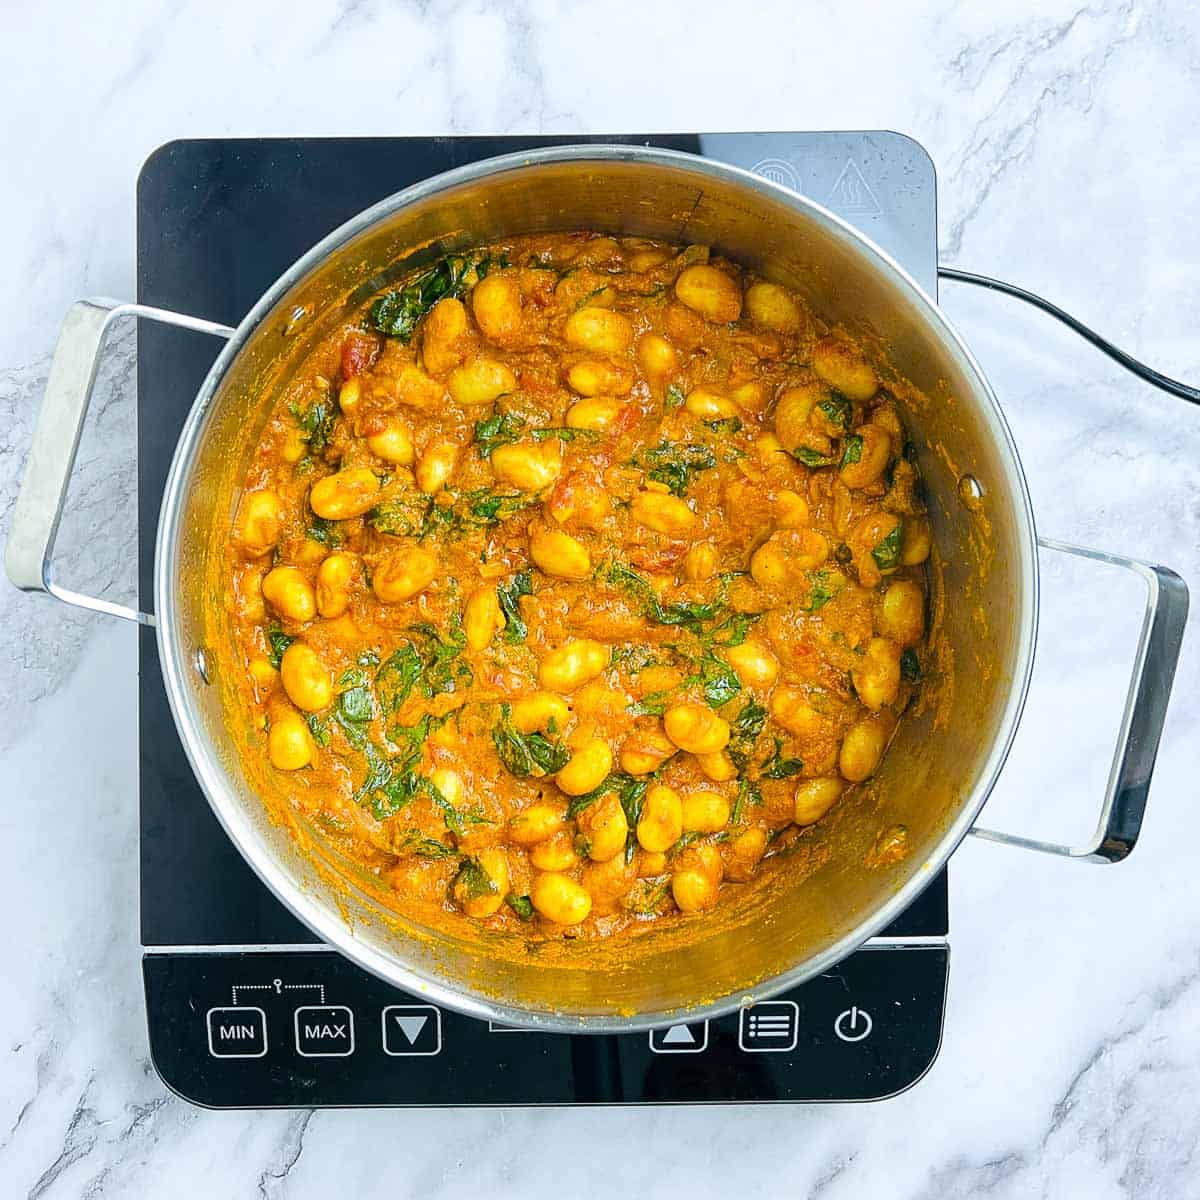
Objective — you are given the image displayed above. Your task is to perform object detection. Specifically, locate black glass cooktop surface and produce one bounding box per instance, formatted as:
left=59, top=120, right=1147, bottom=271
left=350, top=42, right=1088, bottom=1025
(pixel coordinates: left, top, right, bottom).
left=137, top=133, right=947, bottom=1106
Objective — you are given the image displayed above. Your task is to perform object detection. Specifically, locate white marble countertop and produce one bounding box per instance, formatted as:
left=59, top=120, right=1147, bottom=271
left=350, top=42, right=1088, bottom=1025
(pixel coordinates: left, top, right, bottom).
left=3, top=1, right=1200, bottom=1195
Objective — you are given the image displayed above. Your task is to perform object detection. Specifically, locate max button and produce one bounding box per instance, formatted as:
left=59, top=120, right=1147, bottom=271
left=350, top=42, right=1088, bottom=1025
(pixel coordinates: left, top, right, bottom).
left=207, top=1007, right=268, bottom=1058
left=294, top=1005, right=355, bottom=1057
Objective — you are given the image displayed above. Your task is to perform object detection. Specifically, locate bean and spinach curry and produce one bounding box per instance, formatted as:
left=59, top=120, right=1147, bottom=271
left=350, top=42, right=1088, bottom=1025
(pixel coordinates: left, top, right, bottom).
left=226, top=233, right=931, bottom=937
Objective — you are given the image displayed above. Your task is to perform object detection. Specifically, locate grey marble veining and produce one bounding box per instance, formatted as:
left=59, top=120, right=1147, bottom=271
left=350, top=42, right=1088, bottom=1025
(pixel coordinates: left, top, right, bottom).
left=2, top=0, right=1199, bottom=1195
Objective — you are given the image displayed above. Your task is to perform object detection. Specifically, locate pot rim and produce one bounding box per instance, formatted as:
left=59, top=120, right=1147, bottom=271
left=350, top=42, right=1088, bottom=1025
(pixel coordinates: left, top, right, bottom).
left=154, top=143, right=1039, bottom=1033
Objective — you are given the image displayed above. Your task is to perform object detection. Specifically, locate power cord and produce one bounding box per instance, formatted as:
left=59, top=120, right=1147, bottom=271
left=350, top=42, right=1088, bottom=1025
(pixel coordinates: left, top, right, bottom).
left=937, top=267, right=1200, bottom=406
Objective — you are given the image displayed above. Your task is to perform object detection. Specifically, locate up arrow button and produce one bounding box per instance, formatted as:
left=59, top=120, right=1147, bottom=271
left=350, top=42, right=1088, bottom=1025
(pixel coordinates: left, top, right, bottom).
left=382, top=1004, right=443, bottom=1056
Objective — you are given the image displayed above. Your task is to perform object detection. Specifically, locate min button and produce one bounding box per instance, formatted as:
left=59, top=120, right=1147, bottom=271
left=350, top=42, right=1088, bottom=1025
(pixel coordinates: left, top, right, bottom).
left=294, top=1005, right=355, bottom=1057
left=206, top=1006, right=268, bottom=1058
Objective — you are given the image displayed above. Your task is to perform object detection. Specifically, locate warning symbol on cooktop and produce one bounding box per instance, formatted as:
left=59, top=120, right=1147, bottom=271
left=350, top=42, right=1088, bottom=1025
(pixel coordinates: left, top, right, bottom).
left=381, top=1004, right=442, bottom=1056
left=827, top=158, right=882, bottom=217
left=648, top=1020, right=709, bottom=1054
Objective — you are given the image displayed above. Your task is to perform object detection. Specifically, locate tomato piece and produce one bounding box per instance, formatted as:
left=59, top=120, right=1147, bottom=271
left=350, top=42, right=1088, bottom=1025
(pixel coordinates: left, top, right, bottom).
left=340, top=330, right=381, bottom=379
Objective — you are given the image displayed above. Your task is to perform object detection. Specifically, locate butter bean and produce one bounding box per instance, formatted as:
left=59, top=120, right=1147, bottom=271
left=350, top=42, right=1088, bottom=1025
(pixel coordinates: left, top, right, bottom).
left=564, top=307, right=633, bottom=355
left=509, top=803, right=566, bottom=846
left=567, top=359, right=633, bottom=397
left=538, top=640, right=609, bottom=692
left=674, top=265, right=742, bottom=323
left=794, top=777, right=845, bottom=825
left=684, top=387, right=737, bottom=419
left=448, top=358, right=517, bottom=406
left=530, top=528, right=592, bottom=580
left=636, top=333, right=678, bottom=379
left=421, top=297, right=470, bottom=375
left=415, top=440, right=458, bottom=494
left=631, top=491, right=696, bottom=537
left=664, top=703, right=730, bottom=754
left=839, top=717, right=890, bottom=782
left=556, top=739, right=613, bottom=797
left=531, top=872, right=592, bottom=924
left=464, top=585, right=505, bottom=650
left=366, top=419, right=415, bottom=466
left=268, top=711, right=314, bottom=770
left=811, top=335, right=878, bottom=401
left=309, top=467, right=380, bottom=520
left=682, top=789, right=731, bottom=833
left=575, top=790, right=627, bottom=861
left=453, top=848, right=509, bottom=918
left=745, top=281, right=803, bottom=333
left=472, top=273, right=523, bottom=344
left=510, top=693, right=571, bottom=735
left=236, top=490, right=285, bottom=557
left=279, top=643, right=332, bottom=712
left=261, top=566, right=316, bottom=623
left=637, top=784, right=683, bottom=853
left=372, top=546, right=438, bottom=604
left=491, top=441, right=562, bottom=491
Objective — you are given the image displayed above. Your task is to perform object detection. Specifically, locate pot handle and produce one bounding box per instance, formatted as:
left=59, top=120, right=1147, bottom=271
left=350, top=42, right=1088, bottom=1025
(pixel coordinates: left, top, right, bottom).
left=969, top=536, right=1188, bottom=862
left=4, top=299, right=234, bottom=625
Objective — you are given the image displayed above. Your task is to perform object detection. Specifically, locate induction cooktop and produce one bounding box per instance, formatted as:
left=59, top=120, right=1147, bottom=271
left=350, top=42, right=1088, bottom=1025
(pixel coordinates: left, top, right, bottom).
left=137, top=133, right=948, bottom=1107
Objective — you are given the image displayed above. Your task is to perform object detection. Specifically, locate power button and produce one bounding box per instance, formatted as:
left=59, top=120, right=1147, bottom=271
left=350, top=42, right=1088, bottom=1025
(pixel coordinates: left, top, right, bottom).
left=833, top=1005, right=873, bottom=1043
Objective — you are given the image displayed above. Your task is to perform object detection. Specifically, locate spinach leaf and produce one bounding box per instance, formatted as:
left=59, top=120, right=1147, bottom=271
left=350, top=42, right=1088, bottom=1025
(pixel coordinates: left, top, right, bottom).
left=706, top=609, right=761, bottom=647
left=695, top=651, right=741, bottom=709
left=406, top=621, right=472, bottom=696
left=530, top=427, right=601, bottom=445
left=804, top=570, right=837, bottom=612
left=416, top=488, right=537, bottom=539
left=704, top=417, right=743, bottom=436
left=453, top=857, right=498, bottom=900
left=636, top=440, right=717, bottom=497
left=665, top=383, right=685, bottom=408
left=506, top=893, right=535, bottom=920
left=605, top=560, right=742, bottom=638
left=761, top=737, right=804, bottom=779
left=731, top=777, right=764, bottom=824
left=463, top=490, right=536, bottom=526
left=305, top=713, right=330, bottom=748
left=492, top=703, right=570, bottom=778
left=496, top=570, right=533, bottom=643
left=727, top=699, right=767, bottom=769
left=376, top=645, right=423, bottom=715
left=266, top=628, right=294, bottom=669
left=306, top=516, right=341, bottom=547
left=395, top=832, right=459, bottom=860
left=368, top=254, right=479, bottom=342
left=288, top=399, right=337, bottom=455
left=474, top=411, right=527, bottom=458
left=872, top=523, right=904, bottom=572
left=627, top=878, right=672, bottom=915
left=427, top=777, right=468, bottom=836
left=792, top=446, right=838, bottom=468
left=817, top=391, right=851, bottom=433
left=628, top=693, right=669, bottom=718
left=840, top=434, right=864, bottom=468
left=369, top=495, right=431, bottom=537
left=900, top=647, right=921, bottom=683
left=566, top=772, right=647, bottom=820
left=337, top=682, right=375, bottom=725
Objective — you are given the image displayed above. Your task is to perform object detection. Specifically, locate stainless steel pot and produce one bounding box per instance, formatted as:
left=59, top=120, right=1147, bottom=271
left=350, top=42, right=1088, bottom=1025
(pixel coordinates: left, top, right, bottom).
left=7, top=145, right=1189, bottom=1032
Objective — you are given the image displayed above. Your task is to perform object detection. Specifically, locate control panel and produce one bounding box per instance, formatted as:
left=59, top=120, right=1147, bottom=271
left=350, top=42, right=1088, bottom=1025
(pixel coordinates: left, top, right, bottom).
left=144, top=945, right=947, bottom=1106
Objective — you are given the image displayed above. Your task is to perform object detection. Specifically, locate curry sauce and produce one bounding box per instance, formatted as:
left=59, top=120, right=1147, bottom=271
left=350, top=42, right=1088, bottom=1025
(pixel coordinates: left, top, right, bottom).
left=224, top=233, right=931, bottom=939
